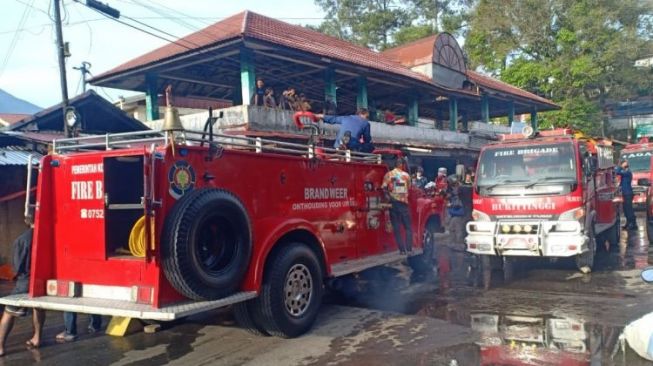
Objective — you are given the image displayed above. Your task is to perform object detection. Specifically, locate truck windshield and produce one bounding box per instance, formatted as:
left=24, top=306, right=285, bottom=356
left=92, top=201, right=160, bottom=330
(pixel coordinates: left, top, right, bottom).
left=477, top=142, right=577, bottom=190
left=620, top=150, right=652, bottom=172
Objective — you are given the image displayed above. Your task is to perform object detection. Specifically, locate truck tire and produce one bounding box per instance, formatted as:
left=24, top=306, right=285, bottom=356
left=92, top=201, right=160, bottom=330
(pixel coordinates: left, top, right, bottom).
left=648, top=219, right=653, bottom=246
left=161, top=188, right=252, bottom=300
left=576, top=225, right=596, bottom=273
left=408, top=226, right=436, bottom=273
left=481, top=255, right=492, bottom=290
left=252, top=243, right=323, bottom=338
left=503, top=257, right=514, bottom=283
left=607, top=213, right=621, bottom=252
left=233, top=301, right=269, bottom=336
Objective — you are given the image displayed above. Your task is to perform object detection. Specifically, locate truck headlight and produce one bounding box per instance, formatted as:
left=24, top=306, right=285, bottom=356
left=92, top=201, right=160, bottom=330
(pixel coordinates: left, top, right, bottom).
left=472, top=209, right=491, bottom=222
left=559, top=207, right=585, bottom=221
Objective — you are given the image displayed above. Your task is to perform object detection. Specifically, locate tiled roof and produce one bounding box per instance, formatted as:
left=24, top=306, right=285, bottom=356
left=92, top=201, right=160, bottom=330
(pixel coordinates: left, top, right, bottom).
left=381, top=35, right=437, bottom=67
left=466, top=70, right=557, bottom=108
left=93, top=11, right=557, bottom=109
left=0, top=113, right=28, bottom=125
left=93, top=11, right=433, bottom=85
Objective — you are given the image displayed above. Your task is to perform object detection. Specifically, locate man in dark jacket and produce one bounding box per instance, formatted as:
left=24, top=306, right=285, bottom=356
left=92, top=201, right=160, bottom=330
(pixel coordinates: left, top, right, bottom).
left=316, top=108, right=374, bottom=153
left=0, top=226, right=45, bottom=356
left=616, top=159, right=636, bottom=230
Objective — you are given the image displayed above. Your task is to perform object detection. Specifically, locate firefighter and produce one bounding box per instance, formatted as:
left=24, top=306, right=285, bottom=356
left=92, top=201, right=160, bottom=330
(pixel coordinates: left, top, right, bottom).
left=616, top=159, right=637, bottom=230
left=382, top=157, right=413, bottom=254
left=413, top=166, right=428, bottom=189
left=0, top=224, right=45, bottom=355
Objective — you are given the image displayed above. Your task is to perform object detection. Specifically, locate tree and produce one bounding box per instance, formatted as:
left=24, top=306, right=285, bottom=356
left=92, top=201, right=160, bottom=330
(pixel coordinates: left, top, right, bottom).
left=313, top=0, right=413, bottom=50
left=313, top=0, right=474, bottom=49
left=466, top=0, right=653, bottom=135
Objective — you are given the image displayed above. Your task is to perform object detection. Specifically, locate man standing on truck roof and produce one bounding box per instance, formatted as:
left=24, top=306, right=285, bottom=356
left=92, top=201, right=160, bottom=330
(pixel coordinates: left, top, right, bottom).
left=616, top=159, right=637, bottom=230
left=0, top=224, right=45, bottom=356
left=315, top=108, right=374, bottom=153
left=382, top=158, right=413, bottom=254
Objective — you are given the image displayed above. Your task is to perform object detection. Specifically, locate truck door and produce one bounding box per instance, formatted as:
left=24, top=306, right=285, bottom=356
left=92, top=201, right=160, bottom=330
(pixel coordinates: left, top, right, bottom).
left=594, top=145, right=616, bottom=227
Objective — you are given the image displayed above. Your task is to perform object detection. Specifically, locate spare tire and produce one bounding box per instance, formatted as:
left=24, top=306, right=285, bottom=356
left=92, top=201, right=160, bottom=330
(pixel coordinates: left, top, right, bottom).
left=161, top=188, right=252, bottom=300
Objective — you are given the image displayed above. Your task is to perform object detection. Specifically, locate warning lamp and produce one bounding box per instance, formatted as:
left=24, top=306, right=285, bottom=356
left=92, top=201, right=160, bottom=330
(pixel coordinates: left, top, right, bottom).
left=522, top=125, right=535, bottom=138
left=501, top=224, right=511, bottom=233
left=523, top=224, right=533, bottom=233
left=512, top=224, right=523, bottom=233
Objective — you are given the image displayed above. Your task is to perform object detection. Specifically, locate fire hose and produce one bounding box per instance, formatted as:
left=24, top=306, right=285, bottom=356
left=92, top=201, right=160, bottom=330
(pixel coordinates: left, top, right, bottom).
left=128, top=216, right=147, bottom=257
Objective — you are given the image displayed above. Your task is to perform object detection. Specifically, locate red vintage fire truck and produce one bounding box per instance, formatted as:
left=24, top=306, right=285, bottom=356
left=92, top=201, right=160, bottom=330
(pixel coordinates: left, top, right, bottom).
left=617, top=138, right=653, bottom=209
left=0, top=112, right=445, bottom=337
left=465, top=128, right=620, bottom=280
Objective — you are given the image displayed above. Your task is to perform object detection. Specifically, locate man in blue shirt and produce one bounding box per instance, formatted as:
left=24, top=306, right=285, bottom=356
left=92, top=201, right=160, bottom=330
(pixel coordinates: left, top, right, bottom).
left=316, top=108, right=374, bottom=153
left=616, top=159, right=637, bottom=230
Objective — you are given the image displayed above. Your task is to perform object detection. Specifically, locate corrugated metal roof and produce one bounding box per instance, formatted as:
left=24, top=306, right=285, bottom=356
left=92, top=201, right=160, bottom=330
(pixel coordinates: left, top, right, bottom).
left=0, top=146, right=42, bottom=166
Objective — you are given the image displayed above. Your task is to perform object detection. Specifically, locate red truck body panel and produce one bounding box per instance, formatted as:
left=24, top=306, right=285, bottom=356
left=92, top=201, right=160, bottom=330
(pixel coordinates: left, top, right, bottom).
left=29, top=143, right=443, bottom=308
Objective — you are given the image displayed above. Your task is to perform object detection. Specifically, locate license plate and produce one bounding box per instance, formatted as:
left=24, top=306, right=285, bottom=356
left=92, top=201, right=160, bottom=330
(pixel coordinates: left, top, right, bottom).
left=505, top=238, right=528, bottom=249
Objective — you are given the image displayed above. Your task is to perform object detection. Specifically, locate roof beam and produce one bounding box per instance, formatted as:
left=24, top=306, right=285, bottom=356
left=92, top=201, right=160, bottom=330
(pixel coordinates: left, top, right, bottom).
left=159, top=74, right=233, bottom=89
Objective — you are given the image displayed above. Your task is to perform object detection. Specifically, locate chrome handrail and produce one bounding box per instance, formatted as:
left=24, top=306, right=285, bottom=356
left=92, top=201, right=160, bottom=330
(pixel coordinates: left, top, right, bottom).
left=53, top=129, right=382, bottom=164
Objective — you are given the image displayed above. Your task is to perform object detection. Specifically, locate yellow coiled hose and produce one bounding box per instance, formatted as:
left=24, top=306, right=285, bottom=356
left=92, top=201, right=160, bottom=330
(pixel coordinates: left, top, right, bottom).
left=128, top=216, right=147, bottom=257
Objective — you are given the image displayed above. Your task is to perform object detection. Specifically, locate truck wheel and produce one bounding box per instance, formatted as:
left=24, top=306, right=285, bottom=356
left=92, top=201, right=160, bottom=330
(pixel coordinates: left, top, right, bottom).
left=503, top=257, right=514, bottom=283
left=233, top=301, right=269, bottom=336
left=647, top=215, right=653, bottom=245
left=607, top=213, right=621, bottom=252
left=408, top=226, right=436, bottom=273
left=161, top=188, right=252, bottom=300
left=576, top=225, right=596, bottom=273
left=253, top=243, right=323, bottom=338
left=481, top=256, right=492, bottom=290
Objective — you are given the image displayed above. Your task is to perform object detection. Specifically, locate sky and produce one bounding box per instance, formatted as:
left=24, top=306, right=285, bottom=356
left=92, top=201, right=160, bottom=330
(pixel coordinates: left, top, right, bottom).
left=0, top=0, right=325, bottom=109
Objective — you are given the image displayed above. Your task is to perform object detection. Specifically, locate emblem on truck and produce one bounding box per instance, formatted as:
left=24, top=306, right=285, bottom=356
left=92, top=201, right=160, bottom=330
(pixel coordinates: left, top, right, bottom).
left=168, top=160, right=196, bottom=199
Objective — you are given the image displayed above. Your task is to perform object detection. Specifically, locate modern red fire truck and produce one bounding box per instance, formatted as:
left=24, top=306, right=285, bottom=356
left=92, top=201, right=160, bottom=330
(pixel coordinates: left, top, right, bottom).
left=0, top=112, right=445, bottom=338
left=465, top=128, right=620, bottom=280
left=617, top=138, right=653, bottom=209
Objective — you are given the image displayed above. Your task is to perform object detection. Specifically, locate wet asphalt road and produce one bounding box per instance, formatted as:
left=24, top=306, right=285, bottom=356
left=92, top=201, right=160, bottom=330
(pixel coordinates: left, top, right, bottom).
left=2, top=215, right=653, bottom=365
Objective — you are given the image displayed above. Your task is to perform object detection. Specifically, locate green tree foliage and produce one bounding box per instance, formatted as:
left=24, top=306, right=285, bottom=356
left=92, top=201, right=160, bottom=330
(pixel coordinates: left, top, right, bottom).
left=466, top=0, right=653, bottom=135
left=313, top=0, right=413, bottom=50
left=313, top=0, right=473, bottom=50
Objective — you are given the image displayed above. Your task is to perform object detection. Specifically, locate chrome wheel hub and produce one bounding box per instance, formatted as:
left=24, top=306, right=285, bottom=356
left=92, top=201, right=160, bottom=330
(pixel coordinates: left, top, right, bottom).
left=284, top=264, right=312, bottom=317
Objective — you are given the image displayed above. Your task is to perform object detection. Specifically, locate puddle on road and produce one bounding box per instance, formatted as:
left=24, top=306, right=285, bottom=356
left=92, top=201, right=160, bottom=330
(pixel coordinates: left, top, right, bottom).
left=327, top=214, right=653, bottom=365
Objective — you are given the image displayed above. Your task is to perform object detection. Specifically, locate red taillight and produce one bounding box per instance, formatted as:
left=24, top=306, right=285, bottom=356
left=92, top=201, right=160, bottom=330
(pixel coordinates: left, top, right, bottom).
left=572, top=324, right=580, bottom=331
left=469, top=243, right=478, bottom=249
left=568, top=245, right=577, bottom=251
left=46, top=280, right=80, bottom=297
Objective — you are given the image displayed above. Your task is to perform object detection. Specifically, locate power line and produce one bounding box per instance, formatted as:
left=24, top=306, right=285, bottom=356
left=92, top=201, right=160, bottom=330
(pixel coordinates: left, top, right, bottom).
left=1, top=0, right=35, bottom=79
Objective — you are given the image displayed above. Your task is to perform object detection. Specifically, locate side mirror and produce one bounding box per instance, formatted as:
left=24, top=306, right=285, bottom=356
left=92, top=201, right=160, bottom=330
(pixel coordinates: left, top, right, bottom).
left=638, top=178, right=651, bottom=187
left=642, top=267, right=653, bottom=283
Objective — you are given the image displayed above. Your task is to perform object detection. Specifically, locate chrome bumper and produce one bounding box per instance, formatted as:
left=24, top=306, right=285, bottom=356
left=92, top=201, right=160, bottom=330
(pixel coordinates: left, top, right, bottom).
left=465, top=220, right=588, bottom=257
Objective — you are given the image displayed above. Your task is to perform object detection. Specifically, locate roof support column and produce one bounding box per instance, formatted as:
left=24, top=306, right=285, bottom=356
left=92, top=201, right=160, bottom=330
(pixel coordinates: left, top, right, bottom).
left=240, top=48, right=255, bottom=105
left=531, top=107, right=538, bottom=130
left=145, top=73, right=159, bottom=121
left=324, top=67, right=337, bottom=107
left=356, top=76, right=368, bottom=109
left=407, top=93, right=418, bottom=126
left=507, top=101, right=515, bottom=125
left=449, top=97, right=458, bottom=131
left=462, top=113, right=469, bottom=132
left=481, top=95, right=489, bottom=123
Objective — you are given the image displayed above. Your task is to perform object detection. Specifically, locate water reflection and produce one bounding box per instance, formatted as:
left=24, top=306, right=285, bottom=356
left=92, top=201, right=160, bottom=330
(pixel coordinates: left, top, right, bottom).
left=472, top=313, right=591, bottom=365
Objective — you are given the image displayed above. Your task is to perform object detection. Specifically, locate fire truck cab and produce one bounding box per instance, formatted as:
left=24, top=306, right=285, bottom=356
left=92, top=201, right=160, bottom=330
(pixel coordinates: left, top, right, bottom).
left=0, top=117, right=444, bottom=338
left=465, top=128, right=619, bottom=278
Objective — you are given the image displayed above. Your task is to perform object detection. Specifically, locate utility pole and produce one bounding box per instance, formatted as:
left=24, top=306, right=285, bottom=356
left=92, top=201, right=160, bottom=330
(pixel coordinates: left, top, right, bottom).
left=53, top=0, right=71, bottom=137
left=73, top=62, right=92, bottom=93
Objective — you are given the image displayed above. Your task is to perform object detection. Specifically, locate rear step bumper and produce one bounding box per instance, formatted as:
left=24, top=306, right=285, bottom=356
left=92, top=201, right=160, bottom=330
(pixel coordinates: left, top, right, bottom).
left=0, top=292, right=257, bottom=321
